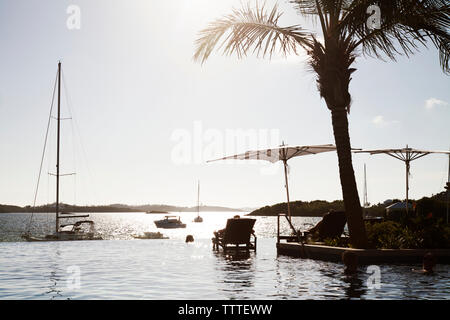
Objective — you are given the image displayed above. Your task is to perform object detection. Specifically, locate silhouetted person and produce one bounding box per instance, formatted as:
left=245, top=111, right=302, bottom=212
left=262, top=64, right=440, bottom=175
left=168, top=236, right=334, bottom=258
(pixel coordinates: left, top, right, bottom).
left=342, top=251, right=358, bottom=274
left=412, top=252, right=436, bottom=274
left=185, top=235, right=194, bottom=243
left=422, top=252, right=436, bottom=273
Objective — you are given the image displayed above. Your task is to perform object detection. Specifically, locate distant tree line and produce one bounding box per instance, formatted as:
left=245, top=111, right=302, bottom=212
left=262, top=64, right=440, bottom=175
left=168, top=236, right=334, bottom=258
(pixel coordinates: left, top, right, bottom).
left=248, top=200, right=345, bottom=217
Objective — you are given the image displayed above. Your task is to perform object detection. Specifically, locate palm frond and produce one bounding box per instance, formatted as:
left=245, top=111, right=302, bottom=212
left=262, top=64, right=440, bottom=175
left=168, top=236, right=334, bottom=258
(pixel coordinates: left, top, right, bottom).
left=291, top=0, right=353, bottom=16
left=193, top=3, right=313, bottom=64
left=290, top=0, right=354, bottom=29
left=341, top=0, right=450, bottom=74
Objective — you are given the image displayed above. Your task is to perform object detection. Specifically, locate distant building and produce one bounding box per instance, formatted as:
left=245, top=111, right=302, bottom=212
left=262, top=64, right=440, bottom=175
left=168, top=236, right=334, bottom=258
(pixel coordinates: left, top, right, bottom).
left=385, top=202, right=414, bottom=221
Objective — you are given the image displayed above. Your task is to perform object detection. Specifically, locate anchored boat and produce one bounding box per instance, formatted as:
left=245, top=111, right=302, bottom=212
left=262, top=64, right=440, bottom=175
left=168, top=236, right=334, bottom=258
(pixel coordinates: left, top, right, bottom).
left=154, top=216, right=186, bottom=229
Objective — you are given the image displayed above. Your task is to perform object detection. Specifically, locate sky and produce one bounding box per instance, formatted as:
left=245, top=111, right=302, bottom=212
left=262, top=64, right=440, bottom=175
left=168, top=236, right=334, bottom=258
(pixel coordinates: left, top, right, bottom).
left=0, top=0, right=449, bottom=209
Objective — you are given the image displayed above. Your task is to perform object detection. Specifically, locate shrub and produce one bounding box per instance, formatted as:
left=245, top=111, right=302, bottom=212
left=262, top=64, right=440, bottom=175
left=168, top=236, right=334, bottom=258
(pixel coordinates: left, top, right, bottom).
left=415, top=197, right=447, bottom=221
left=365, top=219, right=450, bottom=249
left=323, top=237, right=349, bottom=248
left=365, top=221, right=402, bottom=249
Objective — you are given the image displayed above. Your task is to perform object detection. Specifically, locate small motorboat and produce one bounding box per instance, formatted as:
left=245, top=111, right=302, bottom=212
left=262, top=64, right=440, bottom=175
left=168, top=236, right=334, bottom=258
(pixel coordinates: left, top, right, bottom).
left=133, top=232, right=169, bottom=239
left=154, top=216, right=186, bottom=229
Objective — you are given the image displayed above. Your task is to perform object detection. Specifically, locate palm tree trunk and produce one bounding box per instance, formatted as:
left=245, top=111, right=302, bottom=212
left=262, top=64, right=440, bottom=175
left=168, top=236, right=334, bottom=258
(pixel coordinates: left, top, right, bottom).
left=330, top=108, right=368, bottom=248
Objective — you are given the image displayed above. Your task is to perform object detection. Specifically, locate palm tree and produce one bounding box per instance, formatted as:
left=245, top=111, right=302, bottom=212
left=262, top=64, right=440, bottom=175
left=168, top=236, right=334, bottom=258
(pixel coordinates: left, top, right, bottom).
left=193, top=0, right=449, bottom=248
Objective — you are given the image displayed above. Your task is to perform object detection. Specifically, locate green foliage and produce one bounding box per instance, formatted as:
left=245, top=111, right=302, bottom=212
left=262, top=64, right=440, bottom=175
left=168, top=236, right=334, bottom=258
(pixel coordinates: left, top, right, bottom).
left=323, top=237, right=350, bottom=248
left=249, top=200, right=345, bottom=216
left=365, top=221, right=401, bottom=249
left=415, top=197, right=448, bottom=221
left=365, top=218, right=450, bottom=249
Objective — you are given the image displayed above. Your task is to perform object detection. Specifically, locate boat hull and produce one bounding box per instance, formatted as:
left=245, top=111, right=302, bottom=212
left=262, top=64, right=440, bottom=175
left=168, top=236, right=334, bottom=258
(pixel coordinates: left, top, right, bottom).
left=22, top=233, right=102, bottom=242
left=133, top=232, right=169, bottom=239
left=154, top=221, right=186, bottom=229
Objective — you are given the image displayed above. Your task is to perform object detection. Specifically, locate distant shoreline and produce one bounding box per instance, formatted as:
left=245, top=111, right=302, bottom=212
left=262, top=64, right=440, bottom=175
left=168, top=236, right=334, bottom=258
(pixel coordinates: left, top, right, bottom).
left=247, top=212, right=325, bottom=217
left=0, top=203, right=247, bottom=214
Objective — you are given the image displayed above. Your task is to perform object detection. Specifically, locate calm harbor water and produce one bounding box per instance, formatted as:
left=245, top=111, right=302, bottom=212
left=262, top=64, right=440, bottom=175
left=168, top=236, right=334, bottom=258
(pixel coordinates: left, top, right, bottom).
left=0, top=212, right=449, bottom=299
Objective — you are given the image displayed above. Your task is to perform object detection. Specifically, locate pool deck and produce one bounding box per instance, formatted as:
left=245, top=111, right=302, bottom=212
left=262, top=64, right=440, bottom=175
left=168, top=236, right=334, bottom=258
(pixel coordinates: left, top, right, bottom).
left=277, top=242, right=450, bottom=264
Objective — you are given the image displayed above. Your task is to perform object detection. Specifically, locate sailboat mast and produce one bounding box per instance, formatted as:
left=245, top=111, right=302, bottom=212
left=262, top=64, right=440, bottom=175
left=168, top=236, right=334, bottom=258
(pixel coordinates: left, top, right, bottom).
left=56, top=61, right=61, bottom=233
left=197, top=180, right=200, bottom=217
left=364, top=164, right=368, bottom=206
left=363, top=163, right=368, bottom=218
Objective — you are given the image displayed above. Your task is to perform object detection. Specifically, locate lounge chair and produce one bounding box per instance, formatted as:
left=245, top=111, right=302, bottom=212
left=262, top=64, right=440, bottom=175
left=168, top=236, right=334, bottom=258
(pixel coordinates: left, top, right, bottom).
left=304, top=210, right=347, bottom=241
left=212, top=218, right=257, bottom=252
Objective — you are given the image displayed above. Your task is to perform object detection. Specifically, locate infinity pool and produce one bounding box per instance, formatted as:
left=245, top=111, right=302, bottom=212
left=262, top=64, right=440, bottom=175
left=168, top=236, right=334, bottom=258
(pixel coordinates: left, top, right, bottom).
left=0, top=212, right=448, bottom=299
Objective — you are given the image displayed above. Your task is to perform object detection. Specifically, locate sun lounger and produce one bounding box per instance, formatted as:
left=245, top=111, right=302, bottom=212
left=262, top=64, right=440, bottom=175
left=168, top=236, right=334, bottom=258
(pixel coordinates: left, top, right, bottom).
left=304, top=210, right=347, bottom=240
left=212, top=218, right=257, bottom=252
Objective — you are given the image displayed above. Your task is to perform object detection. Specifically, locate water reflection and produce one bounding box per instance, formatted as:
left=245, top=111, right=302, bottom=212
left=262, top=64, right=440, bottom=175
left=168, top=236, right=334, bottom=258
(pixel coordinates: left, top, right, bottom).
left=341, top=273, right=366, bottom=299
left=315, top=261, right=367, bottom=299
left=45, top=248, right=64, bottom=300
left=218, top=250, right=252, bottom=262
left=213, top=250, right=256, bottom=299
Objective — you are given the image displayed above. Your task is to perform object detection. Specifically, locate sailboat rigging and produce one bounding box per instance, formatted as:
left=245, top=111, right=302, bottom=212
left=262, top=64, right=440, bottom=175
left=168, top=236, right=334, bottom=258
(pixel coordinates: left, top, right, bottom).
left=22, top=62, right=102, bottom=241
left=193, top=180, right=203, bottom=223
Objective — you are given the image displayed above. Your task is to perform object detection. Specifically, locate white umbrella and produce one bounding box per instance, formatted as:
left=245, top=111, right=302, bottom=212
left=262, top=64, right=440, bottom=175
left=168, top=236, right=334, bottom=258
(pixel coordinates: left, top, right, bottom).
left=355, top=146, right=450, bottom=214
left=208, top=143, right=337, bottom=221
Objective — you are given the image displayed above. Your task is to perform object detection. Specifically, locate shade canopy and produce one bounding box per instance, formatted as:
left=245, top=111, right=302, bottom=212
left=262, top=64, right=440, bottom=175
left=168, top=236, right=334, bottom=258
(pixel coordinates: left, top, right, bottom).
left=207, top=144, right=337, bottom=163
left=355, top=146, right=450, bottom=214
left=208, top=144, right=338, bottom=222
left=355, top=147, right=450, bottom=160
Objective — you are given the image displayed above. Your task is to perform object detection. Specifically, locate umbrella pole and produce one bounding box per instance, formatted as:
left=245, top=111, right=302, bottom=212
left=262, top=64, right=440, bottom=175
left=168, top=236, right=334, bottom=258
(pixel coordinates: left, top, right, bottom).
left=283, top=159, right=291, bottom=222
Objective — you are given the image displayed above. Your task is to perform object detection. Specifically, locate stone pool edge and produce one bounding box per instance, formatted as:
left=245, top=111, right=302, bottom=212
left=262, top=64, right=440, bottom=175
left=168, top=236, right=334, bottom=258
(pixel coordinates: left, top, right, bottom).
left=277, top=242, right=450, bottom=264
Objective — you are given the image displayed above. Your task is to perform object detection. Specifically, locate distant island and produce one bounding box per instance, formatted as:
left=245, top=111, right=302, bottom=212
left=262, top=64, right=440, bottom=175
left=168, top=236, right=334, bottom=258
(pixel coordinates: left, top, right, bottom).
left=248, top=200, right=345, bottom=217
left=0, top=203, right=248, bottom=214
left=248, top=191, right=448, bottom=218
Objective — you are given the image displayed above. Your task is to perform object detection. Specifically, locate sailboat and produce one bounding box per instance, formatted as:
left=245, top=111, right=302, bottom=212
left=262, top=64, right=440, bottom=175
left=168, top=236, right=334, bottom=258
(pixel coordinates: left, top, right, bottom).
left=193, top=180, right=203, bottom=223
left=22, top=62, right=102, bottom=241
